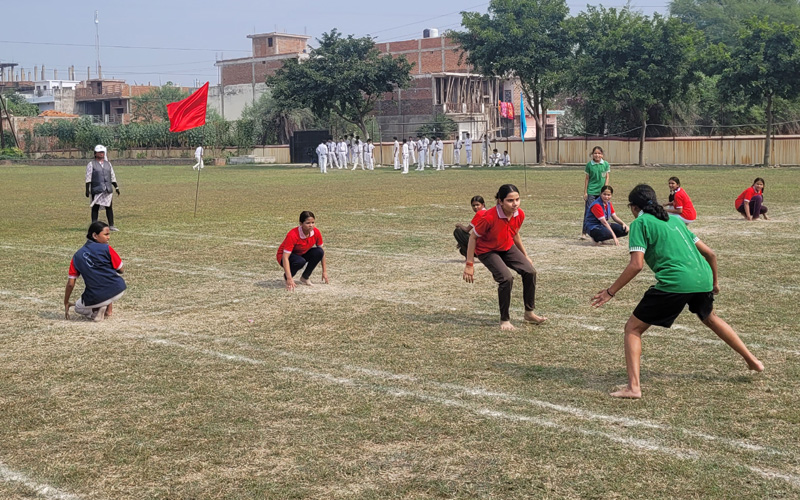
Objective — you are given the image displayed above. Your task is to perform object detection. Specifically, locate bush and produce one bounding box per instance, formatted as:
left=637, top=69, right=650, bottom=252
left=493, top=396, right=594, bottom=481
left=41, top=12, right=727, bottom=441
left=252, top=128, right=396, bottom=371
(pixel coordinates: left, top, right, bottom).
left=0, top=147, right=25, bottom=159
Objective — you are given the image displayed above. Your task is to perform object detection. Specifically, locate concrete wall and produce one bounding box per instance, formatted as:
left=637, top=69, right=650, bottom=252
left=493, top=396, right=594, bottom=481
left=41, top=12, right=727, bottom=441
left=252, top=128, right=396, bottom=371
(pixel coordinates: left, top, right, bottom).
left=208, top=83, right=269, bottom=121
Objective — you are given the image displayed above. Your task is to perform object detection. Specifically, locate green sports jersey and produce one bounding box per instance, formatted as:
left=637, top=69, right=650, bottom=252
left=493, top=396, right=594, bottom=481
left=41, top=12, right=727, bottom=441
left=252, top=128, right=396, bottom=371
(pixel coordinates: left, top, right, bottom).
left=585, top=160, right=610, bottom=196
left=628, top=212, right=713, bottom=293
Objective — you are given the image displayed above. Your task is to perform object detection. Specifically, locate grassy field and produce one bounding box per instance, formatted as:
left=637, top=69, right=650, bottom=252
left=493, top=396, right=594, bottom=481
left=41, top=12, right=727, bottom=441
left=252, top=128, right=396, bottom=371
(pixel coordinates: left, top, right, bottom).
left=0, top=162, right=798, bottom=499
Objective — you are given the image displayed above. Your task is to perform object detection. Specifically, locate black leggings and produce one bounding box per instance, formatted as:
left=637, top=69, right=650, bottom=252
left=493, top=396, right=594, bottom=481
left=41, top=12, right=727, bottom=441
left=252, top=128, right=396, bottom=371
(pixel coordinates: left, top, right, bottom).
left=91, top=203, right=114, bottom=226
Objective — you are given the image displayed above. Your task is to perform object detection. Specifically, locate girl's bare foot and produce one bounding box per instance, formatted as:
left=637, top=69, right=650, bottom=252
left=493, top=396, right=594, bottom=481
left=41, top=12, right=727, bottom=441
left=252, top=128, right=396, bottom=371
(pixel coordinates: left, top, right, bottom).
left=748, top=359, right=765, bottom=372
left=523, top=312, right=547, bottom=324
left=299, top=277, right=314, bottom=286
left=610, top=386, right=641, bottom=399
left=500, top=321, right=516, bottom=331
left=762, top=214, right=770, bottom=220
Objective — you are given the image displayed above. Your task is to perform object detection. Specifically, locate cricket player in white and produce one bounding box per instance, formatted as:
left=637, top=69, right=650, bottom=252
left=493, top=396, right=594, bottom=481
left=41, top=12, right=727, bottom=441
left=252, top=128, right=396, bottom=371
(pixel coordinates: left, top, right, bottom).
left=193, top=145, right=204, bottom=170
left=408, top=136, right=417, bottom=166
left=365, top=139, right=375, bottom=170
left=401, top=139, right=410, bottom=174
left=351, top=137, right=364, bottom=170
left=393, top=137, right=400, bottom=170
left=464, top=133, right=473, bottom=166
left=327, top=140, right=339, bottom=169
left=316, top=141, right=328, bottom=173
left=453, top=136, right=462, bottom=167
left=337, top=138, right=348, bottom=168
left=421, top=136, right=430, bottom=169
left=434, top=137, right=445, bottom=170
left=416, top=137, right=426, bottom=170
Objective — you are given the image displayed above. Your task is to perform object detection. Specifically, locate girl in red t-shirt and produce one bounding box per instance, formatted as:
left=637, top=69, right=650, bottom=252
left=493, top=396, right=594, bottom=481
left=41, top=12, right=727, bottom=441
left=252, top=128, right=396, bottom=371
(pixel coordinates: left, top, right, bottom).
left=735, top=177, right=769, bottom=221
left=663, top=176, right=697, bottom=224
left=462, top=184, right=547, bottom=331
left=454, top=195, right=486, bottom=257
left=277, top=211, right=329, bottom=291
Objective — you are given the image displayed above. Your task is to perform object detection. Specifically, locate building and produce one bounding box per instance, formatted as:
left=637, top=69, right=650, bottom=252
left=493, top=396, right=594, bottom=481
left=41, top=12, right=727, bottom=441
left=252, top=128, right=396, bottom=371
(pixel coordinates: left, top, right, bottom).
left=23, top=80, right=81, bottom=113
left=211, top=32, right=311, bottom=120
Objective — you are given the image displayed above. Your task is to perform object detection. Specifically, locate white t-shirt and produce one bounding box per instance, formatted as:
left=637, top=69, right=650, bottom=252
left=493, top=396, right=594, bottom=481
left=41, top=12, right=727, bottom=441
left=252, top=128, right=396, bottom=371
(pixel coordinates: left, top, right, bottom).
left=195, top=146, right=203, bottom=159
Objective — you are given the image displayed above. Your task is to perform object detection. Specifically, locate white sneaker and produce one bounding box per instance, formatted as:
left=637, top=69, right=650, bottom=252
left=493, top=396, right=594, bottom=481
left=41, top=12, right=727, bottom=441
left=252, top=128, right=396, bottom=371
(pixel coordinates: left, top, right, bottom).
left=109, top=226, right=119, bottom=232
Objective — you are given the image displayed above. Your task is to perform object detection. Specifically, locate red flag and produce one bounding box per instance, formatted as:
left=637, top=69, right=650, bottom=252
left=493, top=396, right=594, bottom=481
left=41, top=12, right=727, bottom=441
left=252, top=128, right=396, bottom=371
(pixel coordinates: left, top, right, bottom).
left=167, top=82, right=209, bottom=132
left=507, top=102, right=515, bottom=120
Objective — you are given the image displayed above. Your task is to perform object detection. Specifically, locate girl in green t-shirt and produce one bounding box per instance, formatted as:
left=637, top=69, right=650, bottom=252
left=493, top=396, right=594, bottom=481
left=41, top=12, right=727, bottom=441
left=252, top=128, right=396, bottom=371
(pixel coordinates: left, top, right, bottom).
left=582, top=146, right=610, bottom=239
left=591, top=184, right=763, bottom=399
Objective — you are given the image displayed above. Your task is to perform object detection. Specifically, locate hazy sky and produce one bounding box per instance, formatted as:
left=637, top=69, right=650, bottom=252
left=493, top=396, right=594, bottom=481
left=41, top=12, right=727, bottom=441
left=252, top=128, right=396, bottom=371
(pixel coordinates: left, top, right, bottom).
left=1, top=0, right=668, bottom=87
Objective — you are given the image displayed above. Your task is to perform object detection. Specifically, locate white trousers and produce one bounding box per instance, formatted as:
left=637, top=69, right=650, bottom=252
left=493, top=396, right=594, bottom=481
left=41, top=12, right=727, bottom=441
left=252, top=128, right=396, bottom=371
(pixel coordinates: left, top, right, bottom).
left=453, top=149, right=461, bottom=166
left=419, top=150, right=427, bottom=169
left=328, top=152, right=338, bottom=169
left=319, top=155, right=327, bottom=173
left=192, top=158, right=204, bottom=170
left=394, top=152, right=399, bottom=169
left=411, top=149, right=417, bottom=165
left=351, top=153, right=364, bottom=170
left=75, top=291, right=125, bottom=319
left=365, top=153, right=374, bottom=170
left=402, top=154, right=409, bottom=174
left=436, top=151, right=444, bottom=170
left=465, top=149, right=472, bottom=164
left=337, top=152, right=347, bottom=168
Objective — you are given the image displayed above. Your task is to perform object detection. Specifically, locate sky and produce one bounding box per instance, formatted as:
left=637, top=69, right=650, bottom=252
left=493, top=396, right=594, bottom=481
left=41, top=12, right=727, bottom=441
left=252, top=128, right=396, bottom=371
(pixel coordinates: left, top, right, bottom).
left=1, top=0, right=669, bottom=88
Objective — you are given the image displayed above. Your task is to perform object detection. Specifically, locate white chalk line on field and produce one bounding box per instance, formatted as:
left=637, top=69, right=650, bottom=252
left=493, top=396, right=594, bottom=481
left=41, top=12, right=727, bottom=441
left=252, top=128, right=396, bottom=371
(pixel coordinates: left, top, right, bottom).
left=138, top=334, right=800, bottom=489
left=3, top=293, right=798, bottom=486
left=0, top=461, right=82, bottom=500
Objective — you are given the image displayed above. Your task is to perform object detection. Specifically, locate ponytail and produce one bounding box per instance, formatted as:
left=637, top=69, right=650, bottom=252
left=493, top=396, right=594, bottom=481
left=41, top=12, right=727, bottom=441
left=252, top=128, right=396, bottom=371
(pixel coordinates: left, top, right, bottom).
left=628, top=184, right=669, bottom=222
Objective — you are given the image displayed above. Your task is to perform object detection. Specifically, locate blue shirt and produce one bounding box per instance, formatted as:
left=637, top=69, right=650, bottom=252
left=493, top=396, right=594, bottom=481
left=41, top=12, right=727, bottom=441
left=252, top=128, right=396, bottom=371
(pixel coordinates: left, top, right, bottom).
left=71, top=240, right=127, bottom=306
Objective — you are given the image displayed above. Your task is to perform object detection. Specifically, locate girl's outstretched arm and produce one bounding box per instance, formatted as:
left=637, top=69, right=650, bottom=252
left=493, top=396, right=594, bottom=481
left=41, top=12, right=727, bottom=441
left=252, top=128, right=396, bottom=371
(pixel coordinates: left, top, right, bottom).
left=64, top=278, right=76, bottom=319
left=463, top=232, right=478, bottom=283
left=282, top=252, right=296, bottom=291
left=592, top=252, right=644, bottom=307
left=695, top=240, right=719, bottom=294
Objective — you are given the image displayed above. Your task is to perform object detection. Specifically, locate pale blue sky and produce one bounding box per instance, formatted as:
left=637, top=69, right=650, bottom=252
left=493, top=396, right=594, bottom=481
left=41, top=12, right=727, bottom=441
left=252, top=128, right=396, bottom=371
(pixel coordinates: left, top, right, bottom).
left=1, top=0, right=668, bottom=87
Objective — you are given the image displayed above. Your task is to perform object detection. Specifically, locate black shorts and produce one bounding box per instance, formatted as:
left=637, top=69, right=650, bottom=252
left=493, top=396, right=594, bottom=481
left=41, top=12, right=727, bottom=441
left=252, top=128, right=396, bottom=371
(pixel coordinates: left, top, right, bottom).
left=632, top=287, right=714, bottom=328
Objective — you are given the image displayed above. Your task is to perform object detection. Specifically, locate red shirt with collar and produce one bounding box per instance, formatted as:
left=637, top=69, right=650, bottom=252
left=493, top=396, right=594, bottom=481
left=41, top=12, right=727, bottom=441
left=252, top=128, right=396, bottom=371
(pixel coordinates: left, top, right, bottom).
left=472, top=205, right=525, bottom=255
left=469, top=208, right=488, bottom=228
left=735, top=186, right=762, bottom=210
left=672, top=188, right=696, bottom=220
left=276, top=227, right=323, bottom=263
left=590, top=201, right=615, bottom=220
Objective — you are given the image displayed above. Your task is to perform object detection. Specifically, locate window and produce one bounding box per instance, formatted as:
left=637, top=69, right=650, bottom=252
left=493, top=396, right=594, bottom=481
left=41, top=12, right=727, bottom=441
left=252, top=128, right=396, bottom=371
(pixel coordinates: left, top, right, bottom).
left=267, top=38, right=273, bottom=47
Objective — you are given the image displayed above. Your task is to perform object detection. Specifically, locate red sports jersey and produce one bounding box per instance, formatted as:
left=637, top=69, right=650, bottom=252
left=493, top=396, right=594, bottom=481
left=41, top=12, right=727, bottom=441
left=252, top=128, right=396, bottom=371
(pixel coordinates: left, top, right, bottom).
left=276, top=227, right=323, bottom=263
left=69, top=246, right=122, bottom=278
left=472, top=205, right=525, bottom=255
left=735, top=186, right=762, bottom=210
left=469, top=208, right=488, bottom=228
left=672, top=188, right=696, bottom=220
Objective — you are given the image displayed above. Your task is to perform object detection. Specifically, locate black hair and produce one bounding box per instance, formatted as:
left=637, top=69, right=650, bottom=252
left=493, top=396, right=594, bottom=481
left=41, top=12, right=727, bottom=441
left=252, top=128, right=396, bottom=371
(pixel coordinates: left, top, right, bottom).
left=87, top=221, right=109, bottom=240
left=299, top=211, right=315, bottom=223
left=600, top=185, right=613, bottom=194
left=591, top=146, right=604, bottom=154
left=393, top=137, right=397, bottom=140
left=471, top=195, right=485, bottom=205
left=668, top=176, right=680, bottom=186
left=628, top=184, right=669, bottom=221
left=495, top=184, right=520, bottom=202
left=753, top=177, right=766, bottom=193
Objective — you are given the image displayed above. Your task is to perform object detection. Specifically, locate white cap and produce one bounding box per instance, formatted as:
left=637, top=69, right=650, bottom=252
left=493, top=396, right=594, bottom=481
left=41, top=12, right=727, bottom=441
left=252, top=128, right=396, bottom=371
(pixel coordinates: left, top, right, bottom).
left=94, top=144, right=107, bottom=153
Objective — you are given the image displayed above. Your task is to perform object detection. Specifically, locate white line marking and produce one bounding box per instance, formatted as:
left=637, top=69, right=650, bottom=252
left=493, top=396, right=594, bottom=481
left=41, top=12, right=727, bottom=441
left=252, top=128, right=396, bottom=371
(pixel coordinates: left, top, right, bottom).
left=0, top=462, right=82, bottom=500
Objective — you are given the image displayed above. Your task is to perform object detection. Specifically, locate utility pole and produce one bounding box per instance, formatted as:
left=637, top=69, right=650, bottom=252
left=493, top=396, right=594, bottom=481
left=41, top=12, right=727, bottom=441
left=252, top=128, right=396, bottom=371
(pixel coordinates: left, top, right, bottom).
left=95, top=11, right=102, bottom=79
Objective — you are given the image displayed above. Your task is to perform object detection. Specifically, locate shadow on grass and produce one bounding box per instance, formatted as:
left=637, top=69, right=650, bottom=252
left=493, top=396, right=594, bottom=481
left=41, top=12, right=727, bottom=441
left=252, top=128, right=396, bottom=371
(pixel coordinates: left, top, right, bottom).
left=492, top=361, right=620, bottom=390
left=255, top=280, right=288, bottom=289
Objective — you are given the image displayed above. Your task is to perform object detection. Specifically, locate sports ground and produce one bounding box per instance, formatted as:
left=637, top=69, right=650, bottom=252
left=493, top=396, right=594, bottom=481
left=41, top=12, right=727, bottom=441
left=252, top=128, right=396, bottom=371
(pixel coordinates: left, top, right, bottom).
left=1, top=162, right=798, bottom=499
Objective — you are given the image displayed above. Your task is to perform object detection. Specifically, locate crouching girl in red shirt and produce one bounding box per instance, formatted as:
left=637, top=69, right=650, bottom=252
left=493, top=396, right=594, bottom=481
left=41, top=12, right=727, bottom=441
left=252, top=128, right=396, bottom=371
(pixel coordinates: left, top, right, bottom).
left=462, top=184, right=547, bottom=331
left=277, top=211, right=329, bottom=291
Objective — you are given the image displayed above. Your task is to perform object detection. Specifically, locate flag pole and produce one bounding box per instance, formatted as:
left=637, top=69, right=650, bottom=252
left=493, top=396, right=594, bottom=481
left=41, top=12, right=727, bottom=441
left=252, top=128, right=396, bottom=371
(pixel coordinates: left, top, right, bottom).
left=194, top=164, right=201, bottom=217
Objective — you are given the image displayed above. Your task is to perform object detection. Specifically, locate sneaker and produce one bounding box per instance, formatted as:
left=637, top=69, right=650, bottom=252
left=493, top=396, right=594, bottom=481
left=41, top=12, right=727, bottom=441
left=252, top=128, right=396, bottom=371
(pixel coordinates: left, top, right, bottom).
left=109, top=226, right=119, bottom=232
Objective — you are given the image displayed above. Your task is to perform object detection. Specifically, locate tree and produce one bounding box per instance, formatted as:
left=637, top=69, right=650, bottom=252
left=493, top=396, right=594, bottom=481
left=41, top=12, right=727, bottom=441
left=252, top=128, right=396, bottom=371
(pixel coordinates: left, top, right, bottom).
left=2, top=91, right=39, bottom=117
left=671, top=0, right=800, bottom=48
left=719, top=17, right=800, bottom=166
left=568, top=7, right=701, bottom=165
left=240, top=92, right=316, bottom=145
left=131, top=84, right=189, bottom=122
left=268, top=29, right=413, bottom=138
left=451, top=0, right=571, bottom=164
left=415, top=113, right=458, bottom=138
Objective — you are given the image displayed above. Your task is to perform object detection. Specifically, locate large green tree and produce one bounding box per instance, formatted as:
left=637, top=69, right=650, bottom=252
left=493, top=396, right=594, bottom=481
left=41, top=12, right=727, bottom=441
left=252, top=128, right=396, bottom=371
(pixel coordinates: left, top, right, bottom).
left=451, top=0, right=571, bottom=164
left=239, top=92, right=316, bottom=145
left=670, top=0, right=800, bottom=48
left=268, top=30, right=412, bottom=138
left=3, top=91, right=39, bottom=117
left=569, top=7, right=701, bottom=165
left=719, top=17, right=800, bottom=166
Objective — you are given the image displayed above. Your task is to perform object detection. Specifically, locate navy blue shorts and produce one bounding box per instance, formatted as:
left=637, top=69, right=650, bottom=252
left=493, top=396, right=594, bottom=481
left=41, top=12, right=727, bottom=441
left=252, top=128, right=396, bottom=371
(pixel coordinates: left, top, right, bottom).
left=632, top=287, right=714, bottom=328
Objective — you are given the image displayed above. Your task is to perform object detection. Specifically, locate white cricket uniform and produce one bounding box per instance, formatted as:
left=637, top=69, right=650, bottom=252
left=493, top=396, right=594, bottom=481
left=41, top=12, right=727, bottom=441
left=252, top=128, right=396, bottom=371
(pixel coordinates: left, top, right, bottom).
left=316, top=143, right=328, bottom=173
left=393, top=140, right=400, bottom=170
left=348, top=138, right=355, bottom=163
left=409, top=139, right=417, bottom=165
left=453, top=139, right=462, bottom=166
left=193, top=146, right=204, bottom=170
left=337, top=141, right=348, bottom=168
left=464, top=137, right=473, bottom=165
left=503, top=153, right=510, bottom=166
left=489, top=152, right=501, bottom=167
left=417, top=139, right=426, bottom=170
left=435, top=140, right=444, bottom=170
left=327, top=141, right=338, bottom=169
left=401, top=143, right=410, bottom=174
left=422, top=138, right=430, bottom=167
left=351, top=140, right=364, bottom=170
left=365, top=143, right=375, bottom=170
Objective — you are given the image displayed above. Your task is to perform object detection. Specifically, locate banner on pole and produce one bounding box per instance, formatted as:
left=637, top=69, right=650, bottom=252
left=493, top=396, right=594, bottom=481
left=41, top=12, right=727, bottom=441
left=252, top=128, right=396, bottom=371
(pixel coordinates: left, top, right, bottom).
left=167, top=82, right=209, bottom=133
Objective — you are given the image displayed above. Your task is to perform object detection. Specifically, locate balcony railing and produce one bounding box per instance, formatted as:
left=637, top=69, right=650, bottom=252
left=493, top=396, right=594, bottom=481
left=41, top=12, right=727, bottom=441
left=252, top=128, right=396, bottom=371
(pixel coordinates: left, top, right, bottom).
left=75, top=84, right=127, bottom=100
